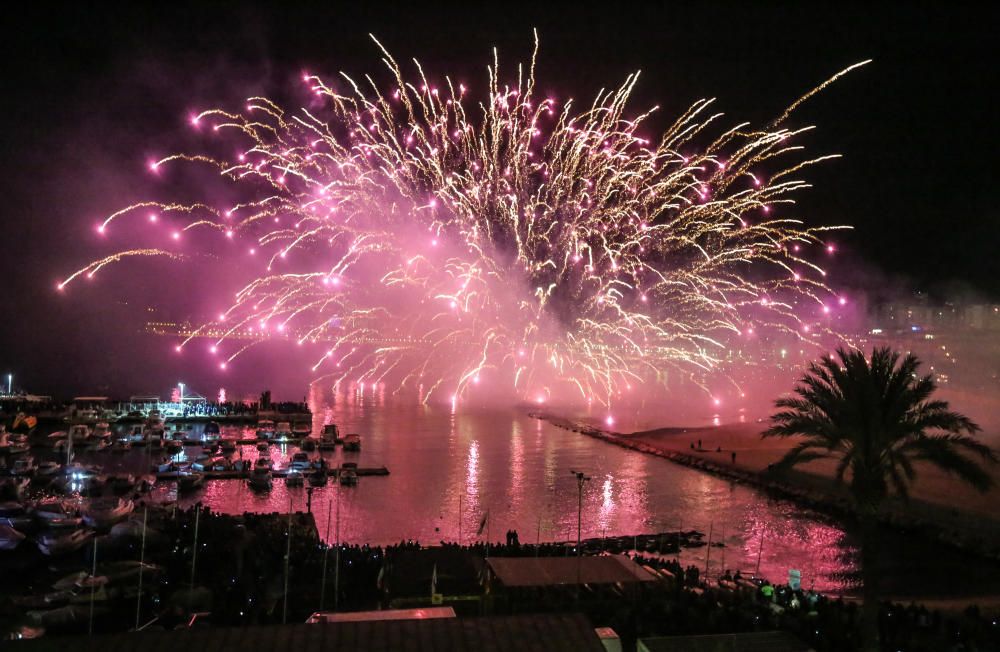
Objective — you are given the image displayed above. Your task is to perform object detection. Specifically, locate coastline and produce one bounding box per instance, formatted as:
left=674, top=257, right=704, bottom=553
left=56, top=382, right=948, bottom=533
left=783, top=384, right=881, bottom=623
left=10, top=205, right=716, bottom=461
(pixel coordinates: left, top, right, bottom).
left=531, top=412, right=1000, bottom=566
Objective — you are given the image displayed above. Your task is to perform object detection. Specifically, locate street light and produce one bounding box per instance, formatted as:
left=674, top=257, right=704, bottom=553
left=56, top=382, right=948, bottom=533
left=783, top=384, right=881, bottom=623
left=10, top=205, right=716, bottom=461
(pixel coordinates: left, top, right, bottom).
left=570, top=470, right=591, bottom=599
left=570, top=470, right=591, bottom=556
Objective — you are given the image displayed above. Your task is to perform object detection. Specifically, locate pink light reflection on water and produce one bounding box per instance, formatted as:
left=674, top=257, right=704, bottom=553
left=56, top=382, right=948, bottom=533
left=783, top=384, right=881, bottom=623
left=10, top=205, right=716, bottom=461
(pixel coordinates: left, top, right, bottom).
left=134, top=386, right=861, bottom=593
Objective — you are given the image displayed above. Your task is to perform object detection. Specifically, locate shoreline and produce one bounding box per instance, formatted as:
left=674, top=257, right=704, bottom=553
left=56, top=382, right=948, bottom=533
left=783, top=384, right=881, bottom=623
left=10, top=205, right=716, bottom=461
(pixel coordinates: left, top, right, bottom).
left=530, top=412, right=1000, bottom=567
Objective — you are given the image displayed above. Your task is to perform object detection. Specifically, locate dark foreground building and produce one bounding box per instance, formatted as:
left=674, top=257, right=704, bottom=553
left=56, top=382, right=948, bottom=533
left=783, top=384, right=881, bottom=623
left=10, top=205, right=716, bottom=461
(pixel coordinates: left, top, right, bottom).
left=8, top=613, right=607, bottom=652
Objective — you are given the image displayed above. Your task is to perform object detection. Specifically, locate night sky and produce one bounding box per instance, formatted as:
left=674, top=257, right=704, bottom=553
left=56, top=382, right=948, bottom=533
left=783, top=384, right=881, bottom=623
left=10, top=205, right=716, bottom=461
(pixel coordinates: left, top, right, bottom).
left=1, top=2, right=996, bottom=398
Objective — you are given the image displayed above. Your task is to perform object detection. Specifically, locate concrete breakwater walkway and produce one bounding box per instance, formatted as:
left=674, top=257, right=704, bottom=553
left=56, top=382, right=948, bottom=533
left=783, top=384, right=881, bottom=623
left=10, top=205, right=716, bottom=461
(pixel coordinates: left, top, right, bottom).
left=530, top=412, right=1000, bottom=565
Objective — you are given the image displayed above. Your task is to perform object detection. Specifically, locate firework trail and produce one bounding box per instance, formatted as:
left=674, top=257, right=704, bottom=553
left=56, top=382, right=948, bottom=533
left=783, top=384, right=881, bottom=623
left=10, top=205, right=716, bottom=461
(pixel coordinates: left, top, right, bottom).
left=63, top=34, right=866, bottom=407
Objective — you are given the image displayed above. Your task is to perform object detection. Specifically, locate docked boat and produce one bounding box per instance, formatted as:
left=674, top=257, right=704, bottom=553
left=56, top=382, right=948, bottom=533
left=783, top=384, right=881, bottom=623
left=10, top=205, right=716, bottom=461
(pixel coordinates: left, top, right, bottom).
left=52, top=570, right=109, bottom=591
left=1, top=440, right=30, bottom=456
left=300, top=437, right=317, bottom=452
left=176, top=471, right=205, bottom=493
left=220, top=439, right=237, bottom=454
left=164, top=438, right=183, bottom=453
left=12, top=455, right=37, bottom=476
left=85, top=437, right=111, bottom=452
left=203, top=421, right=222, bottom=441
left=256, top=419, right=275, bottom=440
left=275, top=421, right=293, bottom=439
left=155, top=460, right=178, bottom=473
left=308, top=467, right=329, bottom=487
left=0, top=502, right=32, bottom=530
left=0, top=476, right=29, bottom=500
left=209, top=457, right=232, bottom=472
left=125, top=424, right=145, bottom=444
left=319, top=424, right=338, bottom=450
left=35, top=460, right=61, bottom=478
left=0, top=428, right=30, bottom=456
left=256, top=441, right=269, bottom=452
left=83, top=497, right=134, bottom=528
left=343, top=433, right=361, bottom=452
left=32, top=499, right=82, bottom=527
left=11, top=412, right=38, bottom=435
left=292, top=421, right=312, bottom=438
left=92, top=421, right=112, bottom=440
left=339, top=468, right=358, bottom=486
left=37, top=529, right=94, bottom=556
left=255, top=456, right=272, bottom=471
left=284, top=469, right=304, bottom=487
left=248, top=466, right=272, bottom=492
left=289, top=451, right=312, bottom=471
left=67, top=424, right=92, bottom=442
left=144, top=425, right=164, bottom=447
left=0, top=523, right=27, bottom=550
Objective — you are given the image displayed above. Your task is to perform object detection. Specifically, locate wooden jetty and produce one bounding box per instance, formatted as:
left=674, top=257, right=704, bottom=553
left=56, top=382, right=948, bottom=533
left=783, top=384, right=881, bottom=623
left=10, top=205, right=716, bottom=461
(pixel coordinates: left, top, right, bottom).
left=155, top=466, right=389, bottom=481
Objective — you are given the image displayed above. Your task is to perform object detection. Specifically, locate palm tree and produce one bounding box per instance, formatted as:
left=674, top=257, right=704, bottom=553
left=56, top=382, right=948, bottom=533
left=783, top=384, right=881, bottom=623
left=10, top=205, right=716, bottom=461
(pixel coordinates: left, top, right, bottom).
left=764, top=346, right=996, bottom=651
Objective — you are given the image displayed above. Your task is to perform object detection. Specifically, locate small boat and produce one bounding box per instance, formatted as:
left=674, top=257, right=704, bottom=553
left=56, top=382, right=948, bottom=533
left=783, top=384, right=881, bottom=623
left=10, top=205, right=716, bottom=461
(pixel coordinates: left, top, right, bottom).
left=300, top=437, right=317, bottom=452
left=275, top=421, right=293, bottom=439
left=209, top=457, right=232, bottom=472
left=126, top=424, right=145, bottom=444
left=289, top=451, right=312, bottom=471
left=145, top=426, right=164, bottom=448
left=308, top=467, right=329, bottom=487
left=220, top=439, right=237, bottom=454
left=191, top=456, right=226, bottom=472
left=255, top=456, right=272, bottom=470
left=11, top=412, right=38, bottom=435
left=256, top=441, right=269, bottom=452
left=28, top=604, right=108, bottom=627
left=111, top=439, right=132, bottom=453
left=343, top=433, right=361, bottom=452
left=52, top=570, right=109, bottom=591
left=0, top=476, right=29, bottom=500
left=32, top=500, right=82, bottom=527
left=319, top=424, right=338, bottom=450
left=292, top=421, right=312, bottom=438
left=0, top=502, right=33, bottom=530
left=248, top=467, right=272, bottom=492
left=35, top=461, right=61, bottom=477
left=83, top=497, right=134, bottom=528
left=67, top=424, right=92, bottom=442
left=0, top=523, right=26, bottom=550
left=37, top=528, right=95, bottom=556
left=136, top=474, right=156, bottom=492
left=256, top=419, right=275, bottom=440
left=86, top=437, right=112, bottom=452
left=284, top=469, right=304, bottom=487
left=12, top=455, right=37, bottom=476
left=92, top=421, right=112, bottom=440
left=203, top=421, right=222, bottom=441
left=339, top=468, right=358, bottom=486
left=1, top=441, right=30, bottom=456
left=182, top=430, right=203, bottom=445
left=155, top=460, right=178, bottom=473
left=176, top=471, right=205, bottom=493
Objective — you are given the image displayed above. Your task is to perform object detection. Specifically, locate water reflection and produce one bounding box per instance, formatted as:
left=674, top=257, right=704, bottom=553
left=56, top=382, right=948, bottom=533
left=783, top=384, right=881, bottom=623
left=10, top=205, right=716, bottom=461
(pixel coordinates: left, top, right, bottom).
left=65, top=385, right=867, bottom=592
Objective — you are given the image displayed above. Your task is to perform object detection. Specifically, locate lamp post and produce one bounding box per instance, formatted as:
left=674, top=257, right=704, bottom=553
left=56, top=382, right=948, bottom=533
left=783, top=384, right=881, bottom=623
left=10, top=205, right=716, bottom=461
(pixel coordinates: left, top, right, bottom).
left=570, top=470, right=590, bottom=555
left=570, top=470, right=590, bottom=599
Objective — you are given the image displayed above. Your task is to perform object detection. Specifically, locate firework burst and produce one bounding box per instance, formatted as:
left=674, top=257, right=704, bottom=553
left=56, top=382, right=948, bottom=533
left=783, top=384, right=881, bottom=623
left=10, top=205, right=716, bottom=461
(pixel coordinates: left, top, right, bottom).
left=64, top=34, right=866, bottom=406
